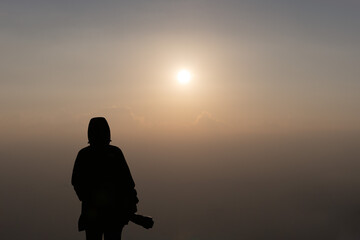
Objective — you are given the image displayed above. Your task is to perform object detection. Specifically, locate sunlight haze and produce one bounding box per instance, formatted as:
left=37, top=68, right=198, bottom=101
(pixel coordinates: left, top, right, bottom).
left=1, top=1, right=360, bottom=240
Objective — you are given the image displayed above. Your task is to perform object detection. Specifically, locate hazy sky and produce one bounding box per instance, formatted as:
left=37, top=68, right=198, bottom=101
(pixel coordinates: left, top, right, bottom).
left=1, top=1, right=360, bottom=239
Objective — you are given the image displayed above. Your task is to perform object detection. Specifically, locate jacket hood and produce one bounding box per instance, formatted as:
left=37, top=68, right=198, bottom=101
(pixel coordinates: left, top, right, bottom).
left=88, top=117, right=111, bottom=145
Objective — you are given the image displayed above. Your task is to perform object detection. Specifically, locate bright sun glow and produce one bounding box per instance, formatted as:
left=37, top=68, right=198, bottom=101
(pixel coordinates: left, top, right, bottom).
left=177, top=70, right=192, bottom=84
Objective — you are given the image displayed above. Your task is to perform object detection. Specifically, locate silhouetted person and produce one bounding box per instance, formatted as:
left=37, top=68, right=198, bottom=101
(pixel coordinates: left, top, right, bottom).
left=72, top=117, right=153, bottom=240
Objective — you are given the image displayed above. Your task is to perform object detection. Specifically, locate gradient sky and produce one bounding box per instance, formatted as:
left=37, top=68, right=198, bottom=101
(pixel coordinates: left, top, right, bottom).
left=1, top=1, right=360, bottom=239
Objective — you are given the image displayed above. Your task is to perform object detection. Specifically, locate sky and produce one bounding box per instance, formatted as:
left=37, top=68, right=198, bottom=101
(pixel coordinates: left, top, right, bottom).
left=1, top=1, right=360, bottom=239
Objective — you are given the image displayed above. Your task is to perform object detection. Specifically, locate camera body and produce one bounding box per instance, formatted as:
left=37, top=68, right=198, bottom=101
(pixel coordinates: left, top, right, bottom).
left=130, top=214, right=154, bottom=229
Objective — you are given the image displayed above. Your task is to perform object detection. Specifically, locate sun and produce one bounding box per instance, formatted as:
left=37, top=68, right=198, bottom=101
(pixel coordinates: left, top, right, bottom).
left=177, top=69, right=192, bottom=84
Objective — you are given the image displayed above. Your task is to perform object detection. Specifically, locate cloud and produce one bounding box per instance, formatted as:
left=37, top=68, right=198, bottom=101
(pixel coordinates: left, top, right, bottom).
left=126, top=107, right=152, bottom=127
left=104, top=105, right=152, bottom=128
left=104, top=107, right=227, bottom=134
left=193, top=111, right=224, bottom=128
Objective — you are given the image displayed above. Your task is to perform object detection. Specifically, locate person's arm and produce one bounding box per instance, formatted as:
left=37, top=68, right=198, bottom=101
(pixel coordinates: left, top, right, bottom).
left=71, top=150, right=88, bottom=201
left=115, top=147, right=139, bottom=215
left=116, top=148, right=154, bottom=229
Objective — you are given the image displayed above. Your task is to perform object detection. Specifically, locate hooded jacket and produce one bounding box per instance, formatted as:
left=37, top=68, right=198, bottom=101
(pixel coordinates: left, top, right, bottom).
left=72, top=117, right=138, bottom=231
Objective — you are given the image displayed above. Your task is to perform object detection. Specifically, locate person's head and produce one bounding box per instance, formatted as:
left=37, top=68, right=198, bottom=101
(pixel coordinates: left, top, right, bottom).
left=88, top=117, right=111, bottom=146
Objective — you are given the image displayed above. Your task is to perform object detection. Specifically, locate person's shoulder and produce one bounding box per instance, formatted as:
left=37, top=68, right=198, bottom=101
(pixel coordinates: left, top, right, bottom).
left=78, top=146, right=91, bottom=155
left=108, top=145, right=126, bottom=155
left=75, top=146, right=91, bottom=163
left=108, top=144, right=122, bottom=152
